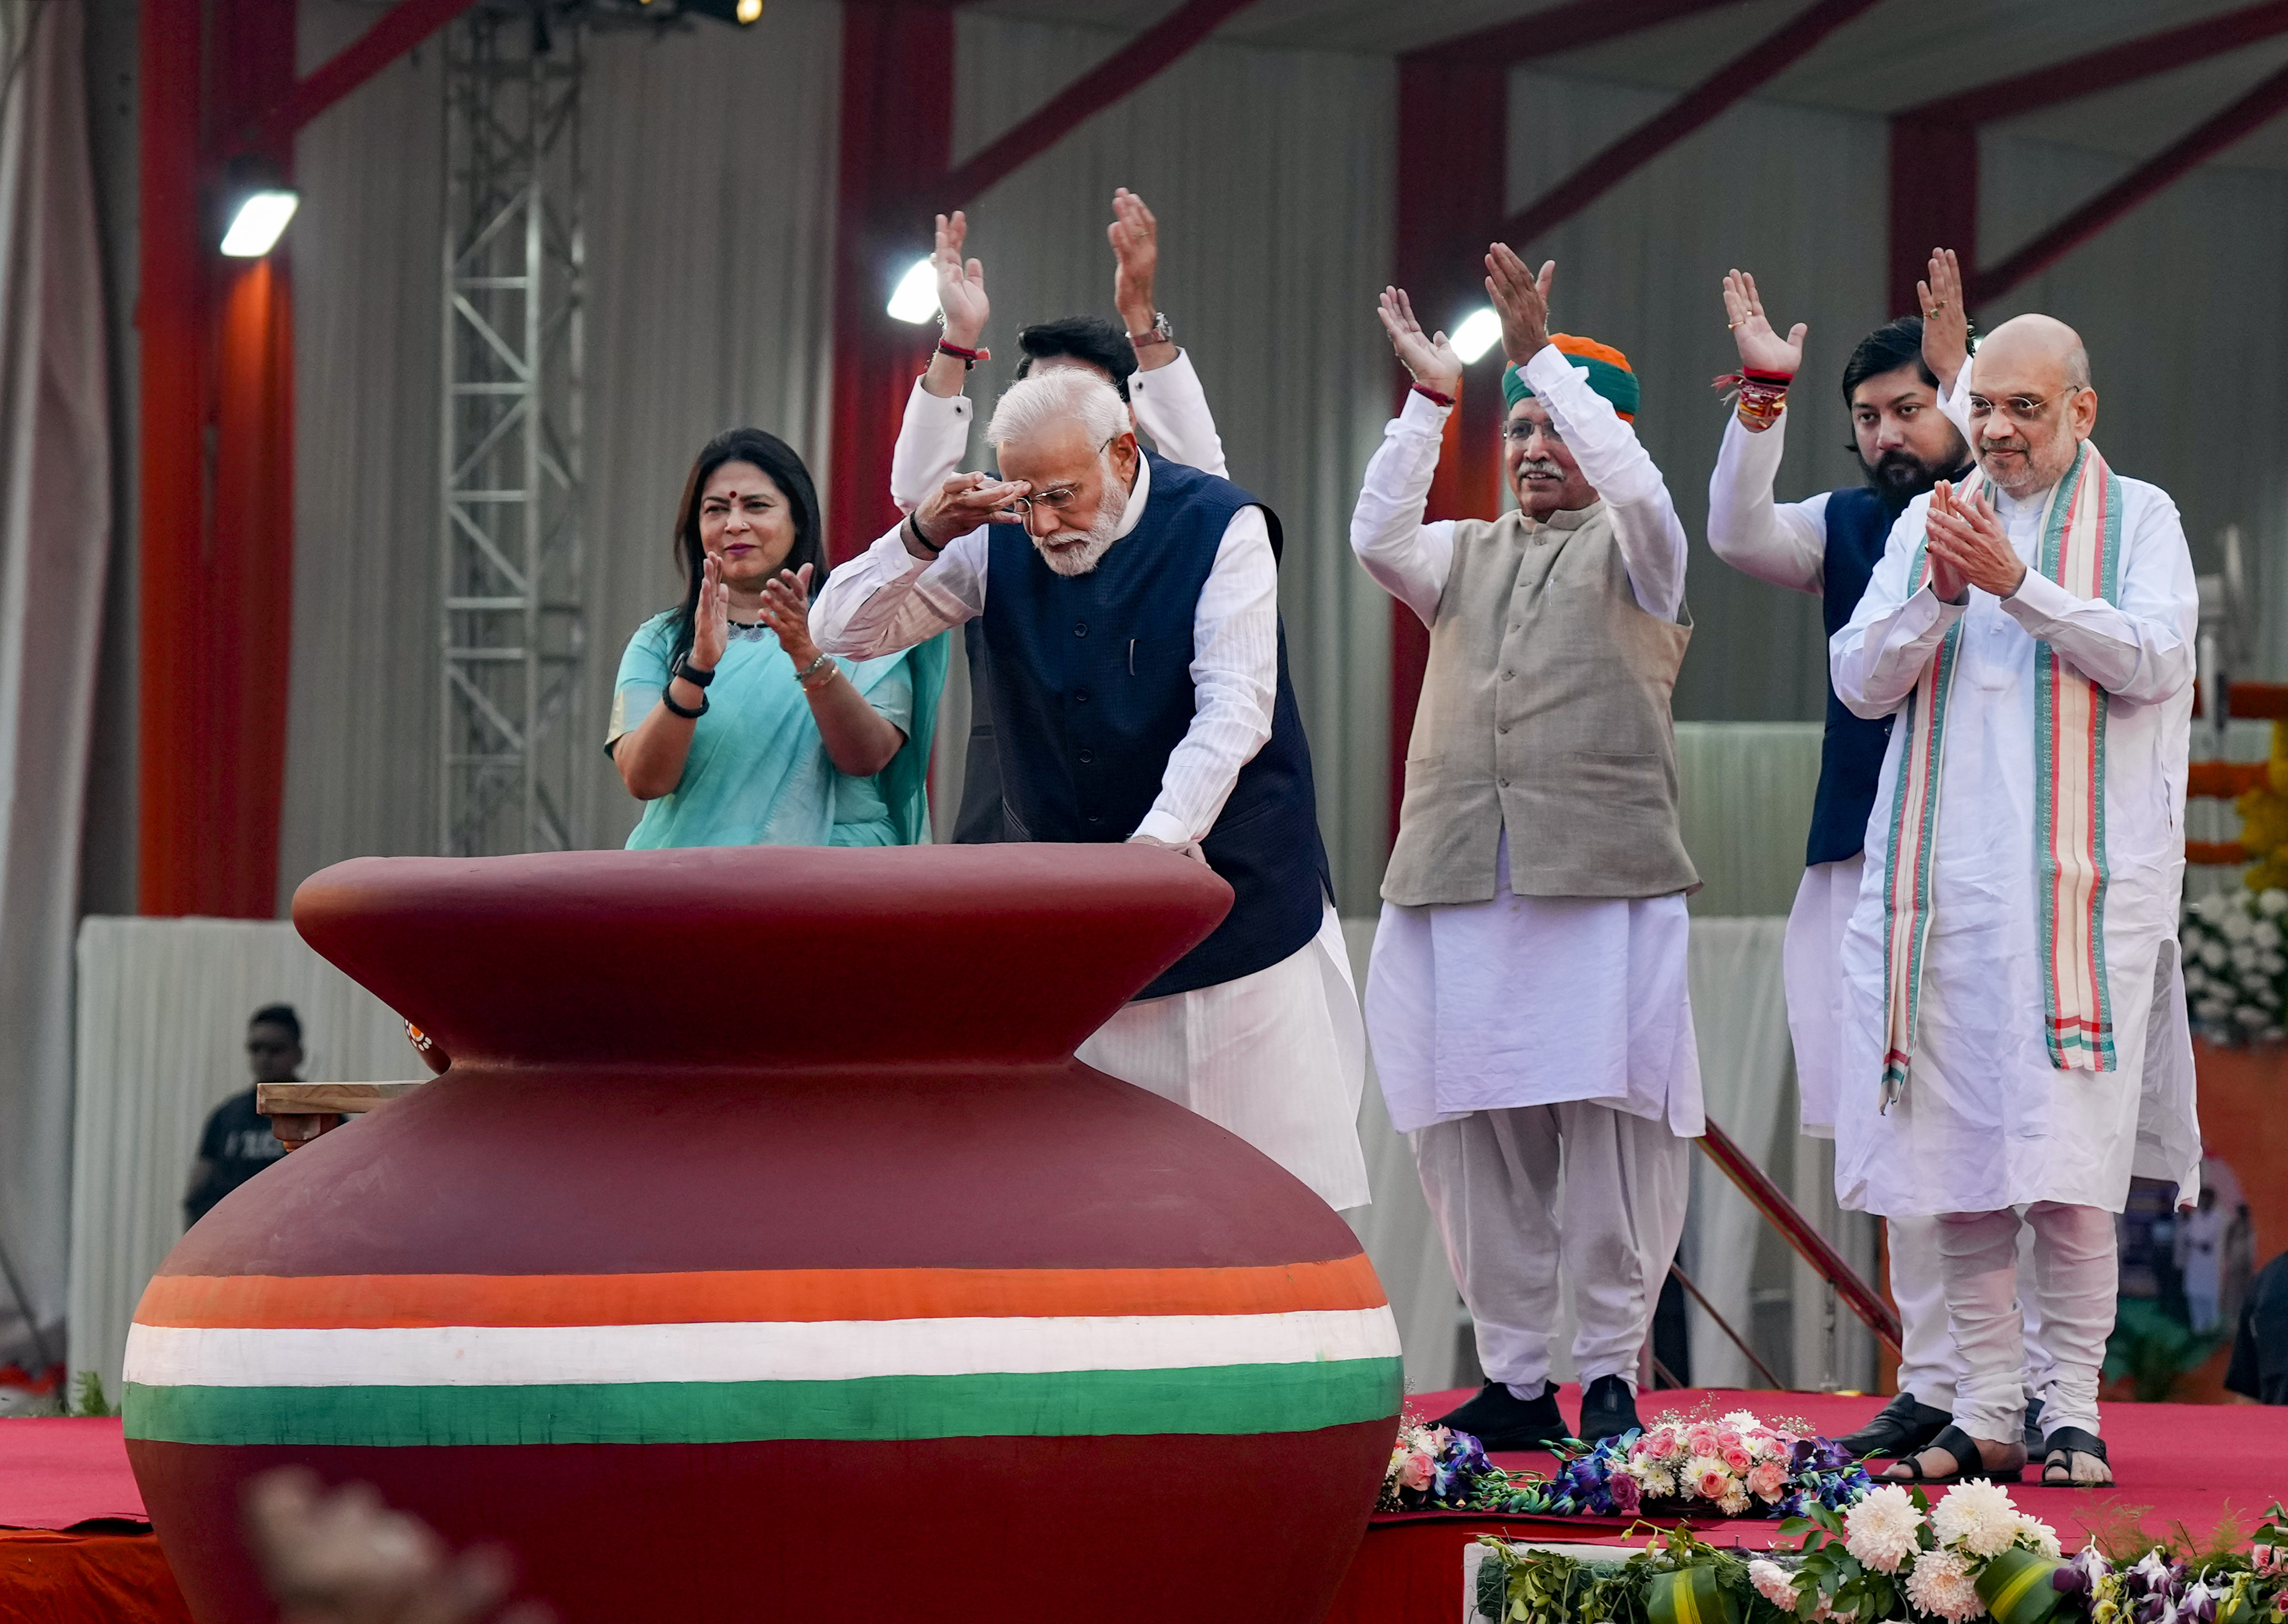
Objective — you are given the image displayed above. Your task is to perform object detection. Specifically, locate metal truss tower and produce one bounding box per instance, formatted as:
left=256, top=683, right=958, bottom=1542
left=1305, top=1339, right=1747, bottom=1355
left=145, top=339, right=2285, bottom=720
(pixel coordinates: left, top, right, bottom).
left=439, top=3, right=586, bottom=856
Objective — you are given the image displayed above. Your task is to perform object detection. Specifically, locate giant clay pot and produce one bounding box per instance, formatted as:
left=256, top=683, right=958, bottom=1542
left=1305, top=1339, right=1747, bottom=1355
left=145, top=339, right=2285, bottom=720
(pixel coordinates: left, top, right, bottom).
left=124, top=846, right=1402, bottom=1623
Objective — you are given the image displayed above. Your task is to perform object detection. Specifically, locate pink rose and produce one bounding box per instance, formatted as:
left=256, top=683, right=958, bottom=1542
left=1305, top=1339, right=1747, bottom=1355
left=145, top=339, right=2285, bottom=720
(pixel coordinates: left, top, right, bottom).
left=1611, top=1472, right=1643, bottom=1514
left=1685, top=1425, right=1719, bottom=1456
left=1647, top=1427, right=1680, bottom=1458
left=1747, top=1462, right=1787, bottom=1499
left=1694, top=1465, right=1731, bottom=1500
left=1397, top=1451, right=1433, bottom=1491
left=1723, top=1444, right=1755, bottom=1473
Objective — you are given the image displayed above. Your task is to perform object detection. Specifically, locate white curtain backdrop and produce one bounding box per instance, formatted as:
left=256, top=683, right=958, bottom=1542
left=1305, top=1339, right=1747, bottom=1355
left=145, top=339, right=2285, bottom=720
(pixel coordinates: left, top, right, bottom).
left=943, top=12, right=1399, bottom=910
left=66, top=916, right=418, bottom=1400
left=0, top=0, right=112, bottom=1380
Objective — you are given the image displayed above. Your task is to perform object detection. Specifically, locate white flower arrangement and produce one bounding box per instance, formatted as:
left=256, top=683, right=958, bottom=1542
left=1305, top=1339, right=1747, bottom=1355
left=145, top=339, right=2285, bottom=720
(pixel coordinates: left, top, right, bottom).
left=1781, top=1478, right=2066, bottom=1624
left=2180, top=887, right=2288, bottom=1044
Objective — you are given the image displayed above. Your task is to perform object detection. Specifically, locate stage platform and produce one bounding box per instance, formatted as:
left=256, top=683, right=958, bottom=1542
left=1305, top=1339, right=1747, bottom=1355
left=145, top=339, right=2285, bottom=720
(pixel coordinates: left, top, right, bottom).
left=5, top=1391, right=2282, bottom=1623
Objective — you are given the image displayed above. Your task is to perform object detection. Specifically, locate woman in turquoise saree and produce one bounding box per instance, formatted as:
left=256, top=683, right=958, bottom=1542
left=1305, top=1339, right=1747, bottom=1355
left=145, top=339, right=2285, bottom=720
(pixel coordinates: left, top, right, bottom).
left=608, top=428, right=946, bottom=847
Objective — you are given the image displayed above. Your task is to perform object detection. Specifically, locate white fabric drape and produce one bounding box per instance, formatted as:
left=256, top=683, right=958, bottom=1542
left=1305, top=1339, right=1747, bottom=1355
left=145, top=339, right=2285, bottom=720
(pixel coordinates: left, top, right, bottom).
left=0, top=0, right=111, bottom=1380
left=66, top=917, right=419, bottom=1400
left=946, top=11, right=1398, bottom=911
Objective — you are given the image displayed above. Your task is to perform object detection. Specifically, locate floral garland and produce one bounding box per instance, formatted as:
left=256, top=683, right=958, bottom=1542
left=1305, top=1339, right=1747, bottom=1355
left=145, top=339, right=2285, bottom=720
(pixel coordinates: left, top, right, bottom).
left=2181, top=886, right=2288, bottom=1044
left=1379, top=1403, right=1872, bottom=1521
left=1473, top=1489, right=2288, bottom=1624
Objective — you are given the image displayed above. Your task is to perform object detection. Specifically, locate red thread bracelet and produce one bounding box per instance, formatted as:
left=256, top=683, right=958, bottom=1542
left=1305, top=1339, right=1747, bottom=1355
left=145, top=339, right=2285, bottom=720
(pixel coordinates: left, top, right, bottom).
left=1411, top=382, right=1457, bottom=409
left=936, top=339, right=990, bottom=370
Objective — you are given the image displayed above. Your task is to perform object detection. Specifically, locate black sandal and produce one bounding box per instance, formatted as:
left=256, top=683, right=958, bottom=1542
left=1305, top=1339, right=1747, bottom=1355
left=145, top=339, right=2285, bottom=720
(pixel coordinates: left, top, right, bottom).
left=1880, top=1423, right=2027, bottom=1485
left=2040, top=1426, right=2112, bottom=1487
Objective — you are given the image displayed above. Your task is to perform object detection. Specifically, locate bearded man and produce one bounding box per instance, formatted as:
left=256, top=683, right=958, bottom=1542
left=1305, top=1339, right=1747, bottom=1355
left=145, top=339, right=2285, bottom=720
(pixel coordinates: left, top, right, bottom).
left=1833, top=314, right=2199, bottom=1489
left=894, top=194, right=1222, bottom=844
left=1354, top=245, right=1699, bottom=1447
left=1706, top=252, right=1984, bottom=1463
left=807, top=366, right=1370, bottom=1212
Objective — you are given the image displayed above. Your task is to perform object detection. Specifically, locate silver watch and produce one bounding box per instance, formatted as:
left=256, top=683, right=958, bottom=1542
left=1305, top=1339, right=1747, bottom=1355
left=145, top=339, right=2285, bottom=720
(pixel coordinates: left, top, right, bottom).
left=1131, top=311, right=1174, bottom=349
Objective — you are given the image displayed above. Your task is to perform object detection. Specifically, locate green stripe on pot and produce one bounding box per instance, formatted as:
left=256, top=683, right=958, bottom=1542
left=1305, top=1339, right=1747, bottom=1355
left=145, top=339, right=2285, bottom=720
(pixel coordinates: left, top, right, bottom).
left=124, top=1357, right=1403, bottom=1447
left=1647, top=1565, right=1737, bottom=1624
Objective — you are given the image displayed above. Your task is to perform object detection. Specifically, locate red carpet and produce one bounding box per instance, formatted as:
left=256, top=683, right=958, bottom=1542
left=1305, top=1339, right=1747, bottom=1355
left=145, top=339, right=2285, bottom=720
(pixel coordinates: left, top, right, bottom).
left=1322, top=1386, right=2288, bottom=1624
left=6, top=1398, right=2284, bottom=1623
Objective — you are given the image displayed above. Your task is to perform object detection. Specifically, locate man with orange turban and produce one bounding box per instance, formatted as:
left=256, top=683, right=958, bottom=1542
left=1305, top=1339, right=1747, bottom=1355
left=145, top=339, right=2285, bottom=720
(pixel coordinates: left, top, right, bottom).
left=1351, top=246, right=1701, bottom=1447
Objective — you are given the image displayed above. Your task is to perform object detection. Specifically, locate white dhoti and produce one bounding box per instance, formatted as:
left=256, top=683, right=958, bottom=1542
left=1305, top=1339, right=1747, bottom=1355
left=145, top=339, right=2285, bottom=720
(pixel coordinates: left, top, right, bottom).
left=1079, top=901, right=1371, bottom=1211
left=1366, top=834, right=1700, bottom=1391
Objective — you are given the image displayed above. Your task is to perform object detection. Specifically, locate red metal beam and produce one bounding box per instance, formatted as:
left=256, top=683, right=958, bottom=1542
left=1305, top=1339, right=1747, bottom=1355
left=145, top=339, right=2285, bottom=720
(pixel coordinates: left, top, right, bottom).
left=1406, top=0, right=1752, bottom=69
left=1697, top=1118, right=1905, bottom=1358
left=1886, top=117, right=1977, bottom=317
left=1900, top=0, right=2288, bottom=127
left=244, top=0, right=481, bottom=156
left=1501, top=0, right=1889, bottom=248
left=940, top=0, right=1257, bottom=210
left=1973, top=56, right=2288, bottom=305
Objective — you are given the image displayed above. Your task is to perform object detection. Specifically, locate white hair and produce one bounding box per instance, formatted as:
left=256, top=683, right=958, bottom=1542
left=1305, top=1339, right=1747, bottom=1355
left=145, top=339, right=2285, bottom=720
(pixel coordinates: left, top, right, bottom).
left=986, top=367, right=1128, bottom=454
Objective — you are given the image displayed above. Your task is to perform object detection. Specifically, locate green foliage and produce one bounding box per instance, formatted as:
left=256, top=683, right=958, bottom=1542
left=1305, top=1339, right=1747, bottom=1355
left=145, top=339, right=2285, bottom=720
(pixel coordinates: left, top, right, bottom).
left=2103, top=1299, right=2224, bottom=1403
left=70, top=1370, right=112, bottom=1417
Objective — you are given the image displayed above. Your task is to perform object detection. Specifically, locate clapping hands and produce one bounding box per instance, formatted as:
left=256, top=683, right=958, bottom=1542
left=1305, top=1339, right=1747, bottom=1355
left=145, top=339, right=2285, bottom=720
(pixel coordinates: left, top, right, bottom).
left=757, top=563, right=820, bottom=664
left=1924, top=480, right=2025, bottom=602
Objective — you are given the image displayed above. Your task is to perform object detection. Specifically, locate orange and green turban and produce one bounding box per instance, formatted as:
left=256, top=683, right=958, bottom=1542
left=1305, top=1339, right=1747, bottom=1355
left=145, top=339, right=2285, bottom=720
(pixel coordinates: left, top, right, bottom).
left=1503, top=335, right=1638, bottom=422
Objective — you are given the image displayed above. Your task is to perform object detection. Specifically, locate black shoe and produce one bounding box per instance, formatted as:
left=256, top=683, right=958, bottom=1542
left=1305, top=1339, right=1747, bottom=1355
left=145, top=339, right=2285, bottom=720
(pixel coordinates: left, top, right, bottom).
left=1578, top=1375, right=1642, bottom=1443
left=1839, top=1391, right=1953, bottom=1459
left=1430, top=1381, right=1568, bottom=1450
left=2022, top=1397, right=2045, bottom=1453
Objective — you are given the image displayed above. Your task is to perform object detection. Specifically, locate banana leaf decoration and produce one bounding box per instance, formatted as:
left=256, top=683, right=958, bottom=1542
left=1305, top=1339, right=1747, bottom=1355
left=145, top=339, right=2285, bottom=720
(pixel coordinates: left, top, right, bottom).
left=1649, top=1563, right=1739, bottom=1624
left=1976, top=1549, right=2069, bottom=1624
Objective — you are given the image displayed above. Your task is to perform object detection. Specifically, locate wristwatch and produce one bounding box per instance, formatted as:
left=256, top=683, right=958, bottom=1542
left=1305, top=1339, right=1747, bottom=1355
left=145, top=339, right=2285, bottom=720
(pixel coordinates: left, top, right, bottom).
left=669, top=650, right=715, bottom=689
left=1129, top=311, right=1174, bottom=350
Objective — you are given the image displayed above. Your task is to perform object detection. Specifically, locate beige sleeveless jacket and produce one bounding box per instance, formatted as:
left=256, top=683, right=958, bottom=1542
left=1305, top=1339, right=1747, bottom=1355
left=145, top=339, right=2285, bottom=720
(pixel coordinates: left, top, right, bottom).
left=1381, top=501, right=1698, bottom=907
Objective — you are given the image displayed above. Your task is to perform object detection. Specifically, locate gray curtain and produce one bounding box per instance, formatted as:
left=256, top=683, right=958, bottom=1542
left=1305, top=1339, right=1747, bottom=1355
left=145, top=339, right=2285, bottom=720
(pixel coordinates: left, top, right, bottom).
left=0, top=0, right=111, bottom=1384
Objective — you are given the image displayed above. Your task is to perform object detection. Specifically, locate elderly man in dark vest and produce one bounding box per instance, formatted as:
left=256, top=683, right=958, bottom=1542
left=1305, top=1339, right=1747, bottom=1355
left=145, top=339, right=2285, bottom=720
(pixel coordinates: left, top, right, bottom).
left=1353, top=246, right=1700, bottom=1447
left=1705, top=254, right=1981, bottom=1462
left=808, top=366, right=1370, bottom=1211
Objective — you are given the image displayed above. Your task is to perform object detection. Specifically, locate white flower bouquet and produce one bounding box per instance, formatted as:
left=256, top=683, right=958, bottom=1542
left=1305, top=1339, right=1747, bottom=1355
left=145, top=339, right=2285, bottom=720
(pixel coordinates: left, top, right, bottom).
left=1763, top=1480, right=2065, bottom=1624
left=2181, top=887, right=2288, bottom=1044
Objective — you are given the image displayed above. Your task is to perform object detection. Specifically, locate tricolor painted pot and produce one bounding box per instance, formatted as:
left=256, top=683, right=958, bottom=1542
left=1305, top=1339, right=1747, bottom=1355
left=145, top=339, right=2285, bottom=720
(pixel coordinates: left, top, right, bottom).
left=125, top=846, right=1402, bottom=1623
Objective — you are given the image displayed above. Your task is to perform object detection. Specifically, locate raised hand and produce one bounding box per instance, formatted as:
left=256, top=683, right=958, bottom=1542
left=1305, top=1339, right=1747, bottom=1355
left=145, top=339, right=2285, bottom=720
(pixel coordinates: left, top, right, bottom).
left=934, top=211, right=989, bottom=347
left=1917, top=247, right=1969, bottom=391
left=1722, top=269, right=1807, bottom=374
left=1485, top=244, right=1554, bottom=365
left=1108, top=188, right=1159, bottom=333
left=758, top=563, right=820, bottom=665
left=692, top=554, right=730, bottom=670
left=1376, top=287, right=1462, bottom=396
left=913, top=469, right=1029, bottom=552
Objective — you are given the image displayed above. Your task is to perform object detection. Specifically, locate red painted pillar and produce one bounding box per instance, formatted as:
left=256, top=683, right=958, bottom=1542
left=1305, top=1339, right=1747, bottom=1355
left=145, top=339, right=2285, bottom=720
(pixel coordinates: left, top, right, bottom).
left=1887, top=117, right=1979, bottom=319
left=828, top=1, right=954, bottom=562
left=136, top=0, right=298, bottom=916
left=1388, top=56, right=1506, bottom=849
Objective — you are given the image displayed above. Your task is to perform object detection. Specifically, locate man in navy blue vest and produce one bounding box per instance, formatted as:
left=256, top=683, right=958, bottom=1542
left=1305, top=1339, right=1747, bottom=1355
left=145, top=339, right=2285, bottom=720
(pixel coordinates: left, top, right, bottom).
left=1706, top=253, right=1982, bottom=1461
left=809, top=366, right=1371, bottom=1211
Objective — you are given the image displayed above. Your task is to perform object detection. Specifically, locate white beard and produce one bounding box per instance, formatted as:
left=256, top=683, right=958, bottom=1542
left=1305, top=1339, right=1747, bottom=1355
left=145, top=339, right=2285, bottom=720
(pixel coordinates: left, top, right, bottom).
left=1032, top=482, right=1127, bottom=577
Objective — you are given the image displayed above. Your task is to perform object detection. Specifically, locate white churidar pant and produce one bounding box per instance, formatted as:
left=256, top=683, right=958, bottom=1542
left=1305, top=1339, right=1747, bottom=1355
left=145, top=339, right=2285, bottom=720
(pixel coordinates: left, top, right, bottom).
left=1079, top=901, right=1371, bottom=1211
left=1411, top=1101, right=1691, bottom=1392
left=1938, top=1202, right=2116, bottom=1442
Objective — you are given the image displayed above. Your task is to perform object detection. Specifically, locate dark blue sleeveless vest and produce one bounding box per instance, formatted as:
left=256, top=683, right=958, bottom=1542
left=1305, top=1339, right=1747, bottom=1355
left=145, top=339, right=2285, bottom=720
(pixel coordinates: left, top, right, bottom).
left=982, top=454, right=1332, bottom=1000
left=1807, top=487, right=1901, bottom=866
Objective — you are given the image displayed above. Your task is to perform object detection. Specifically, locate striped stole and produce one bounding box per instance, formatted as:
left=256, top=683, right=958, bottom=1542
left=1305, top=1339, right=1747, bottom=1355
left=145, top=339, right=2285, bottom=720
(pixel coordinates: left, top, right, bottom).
left=1879, top=440, right=2124, bottom=1108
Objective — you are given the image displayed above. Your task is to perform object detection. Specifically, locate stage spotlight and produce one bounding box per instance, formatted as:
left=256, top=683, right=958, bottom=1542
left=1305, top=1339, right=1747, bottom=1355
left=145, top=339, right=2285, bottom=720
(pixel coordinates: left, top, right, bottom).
left=887, top=256, right=938, bottom=324
left=735, top=0, right=762, bottom=20
left=220, top=189, right=299, bottom=258
left=1450, top=306, right=1502, bottom=364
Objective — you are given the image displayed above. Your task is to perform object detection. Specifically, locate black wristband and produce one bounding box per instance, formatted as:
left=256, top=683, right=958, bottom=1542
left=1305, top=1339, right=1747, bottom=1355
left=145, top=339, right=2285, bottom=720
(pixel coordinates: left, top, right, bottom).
left=669, top=651, right=715, bottom=689
left=661, top=687, right=708, bottom=720
left=906, top=512, right=947, bottom=557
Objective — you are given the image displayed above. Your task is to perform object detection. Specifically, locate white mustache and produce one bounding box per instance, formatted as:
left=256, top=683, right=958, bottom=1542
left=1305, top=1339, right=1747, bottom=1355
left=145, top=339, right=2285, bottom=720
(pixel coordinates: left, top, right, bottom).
left=1515, top=459, right=1563, bottom=479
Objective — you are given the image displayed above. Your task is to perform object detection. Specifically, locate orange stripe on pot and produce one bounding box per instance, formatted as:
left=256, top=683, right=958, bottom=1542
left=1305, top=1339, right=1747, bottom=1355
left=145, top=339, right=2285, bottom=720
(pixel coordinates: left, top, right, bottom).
left=135, top=1254, right=1387, bottom=1330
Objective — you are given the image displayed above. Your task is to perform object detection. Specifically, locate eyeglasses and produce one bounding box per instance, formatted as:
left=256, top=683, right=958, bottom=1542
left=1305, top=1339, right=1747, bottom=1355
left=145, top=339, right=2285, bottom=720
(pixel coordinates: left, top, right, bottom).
left=1967, top=388, right=2082, bottom=426
left=1502, top=420, right=1563, bottom=445
left=999, top=439, right=1116, bottom=519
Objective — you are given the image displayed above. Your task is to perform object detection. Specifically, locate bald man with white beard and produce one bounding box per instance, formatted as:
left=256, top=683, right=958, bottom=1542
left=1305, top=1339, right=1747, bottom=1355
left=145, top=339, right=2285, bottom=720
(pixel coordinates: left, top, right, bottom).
left=1831, top=315, right=2200, bottom=1489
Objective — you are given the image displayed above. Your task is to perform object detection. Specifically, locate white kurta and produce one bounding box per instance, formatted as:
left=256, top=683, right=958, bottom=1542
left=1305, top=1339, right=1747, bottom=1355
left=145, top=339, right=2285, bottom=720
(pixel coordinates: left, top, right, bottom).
left=811, top=446, right=1370, bottom=1211
left=1830, top=461, right=2200, bottom=1218
left=1353, top=348, right=1701, bottom=1137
